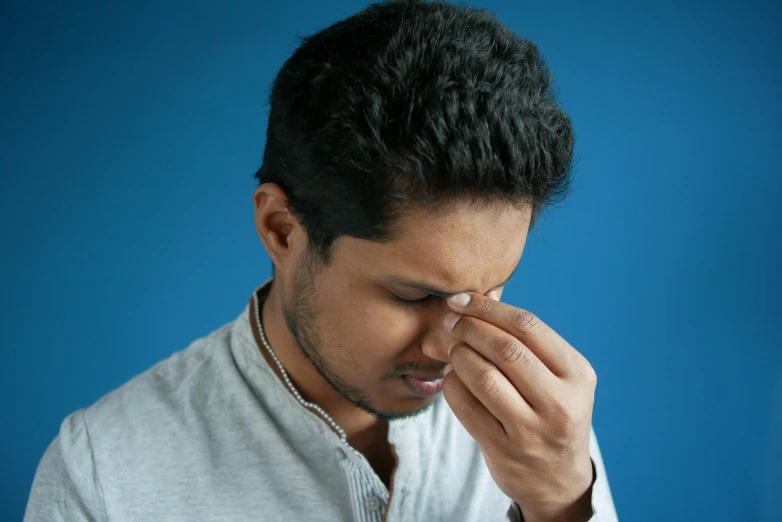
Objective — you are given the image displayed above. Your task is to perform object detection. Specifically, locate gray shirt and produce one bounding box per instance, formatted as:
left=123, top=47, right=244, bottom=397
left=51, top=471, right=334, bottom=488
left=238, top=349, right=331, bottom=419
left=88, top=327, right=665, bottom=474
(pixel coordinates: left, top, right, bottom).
left=25, top=279, right=618, bottom=521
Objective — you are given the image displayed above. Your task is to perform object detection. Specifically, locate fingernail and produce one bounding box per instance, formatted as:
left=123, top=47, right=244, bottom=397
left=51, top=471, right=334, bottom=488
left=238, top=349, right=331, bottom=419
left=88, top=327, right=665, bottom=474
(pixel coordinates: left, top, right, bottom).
left=448, top=292, right=470, bottom=307
left=443, top=312, right=461, bottom=331
left=444, top=363, right=453, bottom=376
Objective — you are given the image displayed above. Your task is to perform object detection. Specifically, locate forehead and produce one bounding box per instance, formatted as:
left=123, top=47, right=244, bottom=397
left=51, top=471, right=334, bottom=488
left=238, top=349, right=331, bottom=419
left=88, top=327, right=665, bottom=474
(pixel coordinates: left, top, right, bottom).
left=338, top=201, right=531, bottom=293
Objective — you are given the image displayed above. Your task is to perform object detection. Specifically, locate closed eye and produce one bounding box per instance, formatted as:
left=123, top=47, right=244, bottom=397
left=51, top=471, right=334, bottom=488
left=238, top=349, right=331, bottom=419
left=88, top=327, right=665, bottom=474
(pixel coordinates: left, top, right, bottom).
left=390, top=293, right=432, bottom=308
left=389, top=284, right=507, bottom=309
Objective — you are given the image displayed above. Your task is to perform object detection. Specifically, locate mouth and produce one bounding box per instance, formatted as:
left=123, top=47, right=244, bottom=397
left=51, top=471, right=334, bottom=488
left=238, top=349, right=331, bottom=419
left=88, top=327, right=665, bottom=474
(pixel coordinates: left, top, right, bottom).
left=402, top=375, right=445, bottom=397
left=405, top=372, right=445, bottom=380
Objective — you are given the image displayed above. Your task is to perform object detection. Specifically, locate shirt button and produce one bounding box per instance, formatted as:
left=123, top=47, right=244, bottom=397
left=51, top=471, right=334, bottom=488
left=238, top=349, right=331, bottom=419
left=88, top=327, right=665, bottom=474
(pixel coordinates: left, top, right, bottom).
left=335, top=447, right=348, bottom=461
left=366, top=496, right=382, bottom=510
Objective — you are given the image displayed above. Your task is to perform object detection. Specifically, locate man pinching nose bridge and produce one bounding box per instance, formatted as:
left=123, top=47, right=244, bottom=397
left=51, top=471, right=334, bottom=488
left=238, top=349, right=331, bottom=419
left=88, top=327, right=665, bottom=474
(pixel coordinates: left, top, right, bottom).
left=24, top=2, right=618, bottom=521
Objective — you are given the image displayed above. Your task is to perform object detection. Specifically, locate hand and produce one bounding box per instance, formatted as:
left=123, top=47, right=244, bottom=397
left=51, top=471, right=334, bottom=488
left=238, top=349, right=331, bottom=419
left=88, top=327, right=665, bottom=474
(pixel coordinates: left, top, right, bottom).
left=441, top=290, right=597, bottom=522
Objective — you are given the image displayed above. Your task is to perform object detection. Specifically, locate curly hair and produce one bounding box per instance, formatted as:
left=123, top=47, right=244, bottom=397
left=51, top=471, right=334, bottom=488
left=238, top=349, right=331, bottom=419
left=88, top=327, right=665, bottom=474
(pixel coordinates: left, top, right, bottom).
left=256, top=0, right=574, bottom=267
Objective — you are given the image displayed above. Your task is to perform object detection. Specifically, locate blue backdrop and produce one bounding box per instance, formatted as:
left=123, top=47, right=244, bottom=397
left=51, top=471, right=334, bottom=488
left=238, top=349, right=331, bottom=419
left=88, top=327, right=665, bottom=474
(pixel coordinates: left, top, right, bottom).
left=2, top=1, right=780, bottom=521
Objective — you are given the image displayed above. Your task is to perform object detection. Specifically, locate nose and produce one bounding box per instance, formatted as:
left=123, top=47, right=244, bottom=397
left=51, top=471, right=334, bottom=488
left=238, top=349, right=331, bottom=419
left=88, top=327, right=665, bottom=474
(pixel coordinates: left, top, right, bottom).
left=420, top=288, right=503, bottom=361
left=420, top=323, right=459, bottom=362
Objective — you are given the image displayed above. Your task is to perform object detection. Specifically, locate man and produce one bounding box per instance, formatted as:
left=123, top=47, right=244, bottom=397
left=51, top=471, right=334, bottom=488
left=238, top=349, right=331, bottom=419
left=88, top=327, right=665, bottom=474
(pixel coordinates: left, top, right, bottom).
left=25, top=1, right=619, bottom=520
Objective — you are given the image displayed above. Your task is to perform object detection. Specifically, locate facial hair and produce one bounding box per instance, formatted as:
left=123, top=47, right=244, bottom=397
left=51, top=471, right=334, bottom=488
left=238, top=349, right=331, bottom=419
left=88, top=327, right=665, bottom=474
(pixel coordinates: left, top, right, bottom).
left=278, top=249, right=433, bottom=422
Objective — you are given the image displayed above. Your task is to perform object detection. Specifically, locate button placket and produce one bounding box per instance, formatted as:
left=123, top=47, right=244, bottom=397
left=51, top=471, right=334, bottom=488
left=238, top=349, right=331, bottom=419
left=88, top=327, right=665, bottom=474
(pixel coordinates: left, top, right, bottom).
left=366, top=496, right=383, bottom=511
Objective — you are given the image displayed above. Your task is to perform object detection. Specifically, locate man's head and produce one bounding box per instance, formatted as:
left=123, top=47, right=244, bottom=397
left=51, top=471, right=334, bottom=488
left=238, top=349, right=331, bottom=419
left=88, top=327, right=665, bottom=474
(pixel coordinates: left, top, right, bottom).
left=253, top=0, right=573, bottom=420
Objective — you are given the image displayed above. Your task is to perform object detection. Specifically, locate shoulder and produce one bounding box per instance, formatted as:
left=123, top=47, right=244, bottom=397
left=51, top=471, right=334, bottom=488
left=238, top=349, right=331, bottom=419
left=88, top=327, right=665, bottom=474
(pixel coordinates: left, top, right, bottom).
left=26, top=317, right=238, bottom=520
left=69, top=315, right=240, bottom=461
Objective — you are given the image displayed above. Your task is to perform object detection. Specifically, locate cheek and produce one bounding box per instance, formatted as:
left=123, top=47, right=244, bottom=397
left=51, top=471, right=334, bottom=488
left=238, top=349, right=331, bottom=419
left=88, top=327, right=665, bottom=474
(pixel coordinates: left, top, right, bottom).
left=332, top=301, right=420, bottom=357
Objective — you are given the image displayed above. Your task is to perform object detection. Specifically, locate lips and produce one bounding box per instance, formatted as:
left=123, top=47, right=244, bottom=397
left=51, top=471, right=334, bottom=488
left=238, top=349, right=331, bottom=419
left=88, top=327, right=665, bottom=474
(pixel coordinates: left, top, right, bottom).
left=404, top=373, right=445, bottom=381
left=403, top=375, right=445, bottom=396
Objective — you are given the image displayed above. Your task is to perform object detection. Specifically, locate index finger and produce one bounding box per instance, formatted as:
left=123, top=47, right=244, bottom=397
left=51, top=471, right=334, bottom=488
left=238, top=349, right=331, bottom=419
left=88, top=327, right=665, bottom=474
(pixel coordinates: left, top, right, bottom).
left=447, top=291, right=581, bottom=379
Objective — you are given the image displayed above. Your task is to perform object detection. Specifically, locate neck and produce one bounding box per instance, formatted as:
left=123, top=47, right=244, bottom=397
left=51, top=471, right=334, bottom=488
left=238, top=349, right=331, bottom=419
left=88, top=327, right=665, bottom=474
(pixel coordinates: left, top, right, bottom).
left=250, top=280, right=386, bottom=446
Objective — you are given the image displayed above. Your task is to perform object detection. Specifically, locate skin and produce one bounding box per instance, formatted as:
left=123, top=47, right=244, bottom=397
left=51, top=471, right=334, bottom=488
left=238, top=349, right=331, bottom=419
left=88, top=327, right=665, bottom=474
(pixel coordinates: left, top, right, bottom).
left=441, top=292, right=596, bottom=521
left=252, top=182, right=595, bottom=521
left=253, top=182, right=522, bottom=421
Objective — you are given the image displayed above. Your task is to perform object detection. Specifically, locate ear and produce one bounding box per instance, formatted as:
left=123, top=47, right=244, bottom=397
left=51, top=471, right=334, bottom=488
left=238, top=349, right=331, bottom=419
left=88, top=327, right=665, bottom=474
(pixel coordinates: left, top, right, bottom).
left=253, top=183, right=301, bottom=277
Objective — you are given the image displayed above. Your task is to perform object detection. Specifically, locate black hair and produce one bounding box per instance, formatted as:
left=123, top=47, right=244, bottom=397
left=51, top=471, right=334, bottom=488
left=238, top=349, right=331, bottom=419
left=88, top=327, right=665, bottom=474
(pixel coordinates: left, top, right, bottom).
left=256, top=0, right=574, bottom=273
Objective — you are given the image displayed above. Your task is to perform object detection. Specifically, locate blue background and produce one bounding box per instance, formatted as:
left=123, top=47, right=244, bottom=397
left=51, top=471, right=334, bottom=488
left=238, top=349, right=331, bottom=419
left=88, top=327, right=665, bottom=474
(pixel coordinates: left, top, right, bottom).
left=2, top=1, right=780, bottom=520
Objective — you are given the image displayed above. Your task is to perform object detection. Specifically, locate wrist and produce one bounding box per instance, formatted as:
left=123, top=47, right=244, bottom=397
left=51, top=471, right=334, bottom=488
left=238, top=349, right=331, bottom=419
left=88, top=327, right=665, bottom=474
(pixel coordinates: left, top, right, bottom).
left=519, top=460, right=595, bottom=522
left=521, top=485, right=593, bottom=522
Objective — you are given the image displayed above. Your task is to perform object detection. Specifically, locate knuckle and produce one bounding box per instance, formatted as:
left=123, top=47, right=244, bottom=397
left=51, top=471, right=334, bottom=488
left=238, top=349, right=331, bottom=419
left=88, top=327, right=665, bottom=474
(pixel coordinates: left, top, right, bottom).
left=449, top=342, right=466, bottom=359
left=459, top=317, right=476, bottom=337
left=498, top=337, right=532, bottom=367
left=477, top=297, right=495, bottom=316
left=477, top=368, right=501, bottom=399
left=459, top=397, right=478, bottom=423
left=511, top=309, right=541, bottom=334
left=583, top=363, right=598, bottom=387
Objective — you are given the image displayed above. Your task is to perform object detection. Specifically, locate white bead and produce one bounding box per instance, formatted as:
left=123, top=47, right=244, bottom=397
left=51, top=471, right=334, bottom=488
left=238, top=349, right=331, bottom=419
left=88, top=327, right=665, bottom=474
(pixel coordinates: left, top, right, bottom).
left=253, top=288, right=390, bottom=495
left=253, top=289, right=349, bottom=443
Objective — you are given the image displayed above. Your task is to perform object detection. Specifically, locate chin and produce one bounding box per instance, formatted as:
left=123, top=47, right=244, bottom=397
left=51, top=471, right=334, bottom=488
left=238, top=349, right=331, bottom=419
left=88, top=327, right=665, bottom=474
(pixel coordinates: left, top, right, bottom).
left=368, top=390, right=439, bottom=421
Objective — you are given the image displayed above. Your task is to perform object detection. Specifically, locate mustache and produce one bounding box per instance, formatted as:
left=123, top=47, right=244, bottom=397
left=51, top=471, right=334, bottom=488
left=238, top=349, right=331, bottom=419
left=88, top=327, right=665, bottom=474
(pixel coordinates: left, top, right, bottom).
left=391, top=360, right=448, bottom=377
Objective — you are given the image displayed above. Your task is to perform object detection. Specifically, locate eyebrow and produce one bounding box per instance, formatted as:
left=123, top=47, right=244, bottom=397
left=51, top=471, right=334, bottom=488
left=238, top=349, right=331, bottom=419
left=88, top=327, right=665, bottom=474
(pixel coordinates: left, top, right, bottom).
left=378, top=262, right=520, bottom=299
